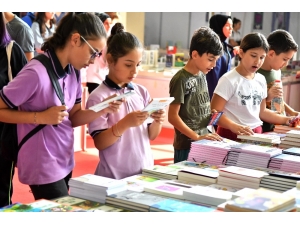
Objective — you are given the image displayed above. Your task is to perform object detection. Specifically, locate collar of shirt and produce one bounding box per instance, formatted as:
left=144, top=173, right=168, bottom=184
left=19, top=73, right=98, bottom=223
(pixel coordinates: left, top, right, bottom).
left=103, top=75, right=135, bottom=91
left=47, top=49, right=72, bottom=79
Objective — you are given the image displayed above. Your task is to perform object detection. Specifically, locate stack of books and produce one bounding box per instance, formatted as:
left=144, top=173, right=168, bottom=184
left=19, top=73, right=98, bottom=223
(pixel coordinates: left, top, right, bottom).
left=143, top=179, right=195, bottom=200
left=268, top=153, right=300, bottom=173
left=255, top=167, right=300, bottom=192
left=274, top=125, right=300, bottom=134
left=105, top=189, right=170, bottom=212
left=142, top=164, right=188, bottom=180
left=237, top=133, right=281, bottom=146
left=187, top=138, right=239, bottom=165
left=177, top=166, right=219, bottom=185
left=225, top=143, right=282, bottom=169
left=69, top=174, right=127, bottom=203
left=121, top=174, right=163, bottom=192
left=280, top=130, right=300, bottom=149
left=0, top=199, right=89, bottom=212
left=283, top=147, right=300, bottom=156
left=182, top=186, right=233, bottom=206
left=53, top=196, right=130, bottom=212
left=224, top=188, right=296, bottom=212
left=283, top=187, right=300, bottom=211
left=217, top=166, right=268, bottom=189
left=149, top=198, right=218, bottom=212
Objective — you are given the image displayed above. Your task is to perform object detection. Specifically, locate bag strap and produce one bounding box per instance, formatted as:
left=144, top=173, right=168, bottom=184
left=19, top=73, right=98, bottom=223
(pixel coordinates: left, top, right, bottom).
left=18, top=124, right=46, bottom=150
left=6, top=41, right=14, bottom=82
left=18, top=54, right=67, bottom=150
left=33, top=54, right=65, bottom=105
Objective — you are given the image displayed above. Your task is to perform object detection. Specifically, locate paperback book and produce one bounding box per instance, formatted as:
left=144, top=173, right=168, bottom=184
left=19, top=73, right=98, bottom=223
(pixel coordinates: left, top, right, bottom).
left=142, top=97, right=174, bottom=114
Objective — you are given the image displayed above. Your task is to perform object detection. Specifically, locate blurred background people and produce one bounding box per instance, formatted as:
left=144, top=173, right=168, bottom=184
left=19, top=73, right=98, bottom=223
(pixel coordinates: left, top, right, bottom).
left=31, top=12, right=56, bottom=55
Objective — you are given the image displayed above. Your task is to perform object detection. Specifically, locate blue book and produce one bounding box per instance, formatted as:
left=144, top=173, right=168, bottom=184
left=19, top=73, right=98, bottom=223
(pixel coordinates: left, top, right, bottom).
left=150, top=199, right=216, bottom=212
left=283, top=147, right=300, bottom=156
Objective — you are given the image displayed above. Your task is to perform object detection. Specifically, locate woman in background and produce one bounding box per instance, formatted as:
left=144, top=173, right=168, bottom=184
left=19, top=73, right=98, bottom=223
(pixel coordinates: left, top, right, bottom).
left=31, top=12, right=56, bottom=54
left=206, top=14, right=239, bottom=100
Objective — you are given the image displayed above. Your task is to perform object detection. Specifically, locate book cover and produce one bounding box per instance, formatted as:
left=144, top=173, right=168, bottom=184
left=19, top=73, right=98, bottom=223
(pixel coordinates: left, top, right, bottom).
left=286, top=130, right=300, bottom=138
left=225, top=188, right=295, bottom=212
left=237, top=133, right=281, bottom=143
left=177, top=167, right=219, bottom=183
left=106, top=190, right=168, bottom=209
left=218, top=166, right=268, bottom=182
left=142, top=97, right=174, bottom=114
left=183, top=186, right=233, bottom=206
left=0, top=203, right=42, bottom=212
left=53, top=196, right=87, bottom=206
left=144, top=180, right=193, bottom=199
left=121, top=174, right=161, bottom=192
left=174, top=53, right=184, bottom=67
left=150, top=199, right=216, bottom=212
left=89, top=91, right=135, bottom=112
left=283, top=147, right=300, bottom=155
left=207, top=111, right=223, bottom=126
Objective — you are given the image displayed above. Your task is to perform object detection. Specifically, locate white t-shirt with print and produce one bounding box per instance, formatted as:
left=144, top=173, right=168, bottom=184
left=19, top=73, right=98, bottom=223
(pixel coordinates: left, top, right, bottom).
left=214, top=68, right=267, bottom=129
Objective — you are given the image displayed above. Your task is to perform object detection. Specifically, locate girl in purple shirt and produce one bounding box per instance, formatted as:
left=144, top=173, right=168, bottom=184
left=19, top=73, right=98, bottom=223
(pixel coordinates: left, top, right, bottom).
left=0, top=13, right=122, bottom=201
left=87, top=23, right=166, bottom=179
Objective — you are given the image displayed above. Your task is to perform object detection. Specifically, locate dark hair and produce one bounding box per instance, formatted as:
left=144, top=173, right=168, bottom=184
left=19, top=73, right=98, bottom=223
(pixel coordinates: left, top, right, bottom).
left=209, top=14, right=231, bottom=42
left=189, top=26, right=223, bottom=57
left=240, top=32, right=269, bottom=57
left=0, top=12, right=11, bottom=47
left=233, top=17, right=241, bottom=25
left=267, top=29, right=298, bottom=55
left=34, top=12, right=56, bottom=38
left=42, top=12, right=107, bottom=51
left=95, top=12, right=110, bottom=23
left=107, top=22, right=143, bottom=63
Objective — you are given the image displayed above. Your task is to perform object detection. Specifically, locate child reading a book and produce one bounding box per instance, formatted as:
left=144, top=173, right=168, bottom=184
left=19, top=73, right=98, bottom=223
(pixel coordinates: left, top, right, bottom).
left=168, top=26, right=224, bottom=163
left=257, top=29, right=300, bottom=132
left=211, top=32, right=299, bottom=141
left=0, top=13, right=122, bottom=201
left=86, top=23, right=166, bottom=179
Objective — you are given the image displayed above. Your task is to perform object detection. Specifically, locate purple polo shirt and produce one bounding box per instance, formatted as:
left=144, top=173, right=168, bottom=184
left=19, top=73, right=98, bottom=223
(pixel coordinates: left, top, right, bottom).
left=0, top=50, right=82, bottom=185
left=86, top=76, right=154, bottom=179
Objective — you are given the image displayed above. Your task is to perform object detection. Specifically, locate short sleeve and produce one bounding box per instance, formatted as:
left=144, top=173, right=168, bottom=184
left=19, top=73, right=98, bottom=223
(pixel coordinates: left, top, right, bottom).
left=31, top=22, right=43, bottom=50
left=169, top=74, right=185, bottom=104
left=213, top=76, right=234, bottom=101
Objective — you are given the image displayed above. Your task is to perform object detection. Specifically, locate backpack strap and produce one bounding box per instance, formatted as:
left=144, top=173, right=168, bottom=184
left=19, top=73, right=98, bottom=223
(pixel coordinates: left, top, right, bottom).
left=18, top=124, right=46, bottom=150
left=33, top=54, right=65, bottom=105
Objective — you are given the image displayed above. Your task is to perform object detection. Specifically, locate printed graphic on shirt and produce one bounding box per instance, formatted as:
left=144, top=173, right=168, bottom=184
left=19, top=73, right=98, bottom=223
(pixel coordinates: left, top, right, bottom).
left=238, top=89, right=263, bottom=106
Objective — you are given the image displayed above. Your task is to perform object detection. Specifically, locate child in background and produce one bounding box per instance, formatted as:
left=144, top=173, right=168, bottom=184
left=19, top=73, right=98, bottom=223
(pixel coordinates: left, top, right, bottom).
left=31, top=12, right=56, bottom=54
left=0, top=12, right=122, bottom=201
left=211, top=32, right=299, bottom=141
left=168, top=26, right=224, bottom=164
left=257, top=29, right=299, bottom=132
left=86, top=23, right=165, bottom=180
left=85, top=12, right=111, bottom=94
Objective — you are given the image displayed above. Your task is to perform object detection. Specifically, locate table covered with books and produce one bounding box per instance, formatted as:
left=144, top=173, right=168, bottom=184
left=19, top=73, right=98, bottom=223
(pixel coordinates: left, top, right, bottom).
left=2, top=126, right=300, bottom=212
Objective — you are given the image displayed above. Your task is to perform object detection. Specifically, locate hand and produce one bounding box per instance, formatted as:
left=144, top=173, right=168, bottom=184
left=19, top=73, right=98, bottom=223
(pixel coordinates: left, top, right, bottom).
left=196, top=133, right=224, bottom=142
left=233, top=46, right=240, bottom=56
left=267, top=85, right=283, bottom=101
left=287, top=115, right=300, bottom=127
left=123, top=111, right=149, bottom=127
left=231, top=124, right=254, bottom=135
left=150, top=109, right=166, bottom=124
left=100, top=94, right=125, bottom=114
left=41, top=105, right=69, bottom=125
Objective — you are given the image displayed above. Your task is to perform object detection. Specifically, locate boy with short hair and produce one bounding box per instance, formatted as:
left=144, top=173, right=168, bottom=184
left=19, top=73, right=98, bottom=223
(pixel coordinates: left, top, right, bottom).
left=168, top=26, right=224, bottom=163
left=257, top=29, right=299, bottom=132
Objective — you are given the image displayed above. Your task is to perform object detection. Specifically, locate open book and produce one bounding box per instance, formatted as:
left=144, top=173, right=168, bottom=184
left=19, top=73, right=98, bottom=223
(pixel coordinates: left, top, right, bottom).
left=142, top=97, right=174, bottom=114
left=89, top=92, right=135, bottom=112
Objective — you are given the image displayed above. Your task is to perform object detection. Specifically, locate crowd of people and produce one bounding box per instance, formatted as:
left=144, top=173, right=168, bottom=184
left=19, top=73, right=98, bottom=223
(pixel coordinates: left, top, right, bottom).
left=0, top=12, right=299, bottom=208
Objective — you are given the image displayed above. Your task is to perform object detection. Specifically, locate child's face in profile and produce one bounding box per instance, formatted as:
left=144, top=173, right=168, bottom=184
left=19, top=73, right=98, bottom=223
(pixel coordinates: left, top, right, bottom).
left=269, top=49, right=296, bottom=70
left=193, top=51, right=220, bottom=74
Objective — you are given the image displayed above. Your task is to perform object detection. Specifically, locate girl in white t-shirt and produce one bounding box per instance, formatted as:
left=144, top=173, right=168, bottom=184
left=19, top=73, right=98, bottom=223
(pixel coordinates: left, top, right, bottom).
left=211, top=32, right=299, bottom=141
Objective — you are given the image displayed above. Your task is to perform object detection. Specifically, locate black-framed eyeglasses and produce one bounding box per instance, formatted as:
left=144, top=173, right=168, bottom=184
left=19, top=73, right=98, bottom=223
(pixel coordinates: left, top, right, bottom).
left=80, top=36, right=102, bottom=60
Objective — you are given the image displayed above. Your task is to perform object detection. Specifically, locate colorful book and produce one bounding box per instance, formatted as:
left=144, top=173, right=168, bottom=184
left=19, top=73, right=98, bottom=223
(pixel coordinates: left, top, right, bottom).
left=89, top=91, right=135, bottom=112
left=142, top=97, right=174, bottom=114
left=224, top=188, right=295, bottom=212
left=150, top=199, right=217, bottom=212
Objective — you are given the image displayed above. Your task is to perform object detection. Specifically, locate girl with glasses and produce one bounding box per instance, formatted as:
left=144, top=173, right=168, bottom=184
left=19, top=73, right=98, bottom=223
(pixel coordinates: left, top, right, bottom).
left=0, top=12, right=122, bottom=201
left=86, top=23, right=166, bottom=179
